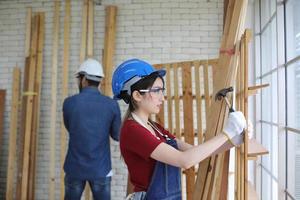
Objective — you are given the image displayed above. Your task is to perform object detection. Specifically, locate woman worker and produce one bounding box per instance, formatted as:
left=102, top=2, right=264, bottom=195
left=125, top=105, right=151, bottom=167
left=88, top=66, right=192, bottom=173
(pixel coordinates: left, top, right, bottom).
left=111, top=59, right=246, bottom=200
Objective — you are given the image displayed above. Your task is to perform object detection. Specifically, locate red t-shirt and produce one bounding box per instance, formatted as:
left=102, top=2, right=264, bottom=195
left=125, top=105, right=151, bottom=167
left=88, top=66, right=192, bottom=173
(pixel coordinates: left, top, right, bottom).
left=120, top=119, right=176, bottom=192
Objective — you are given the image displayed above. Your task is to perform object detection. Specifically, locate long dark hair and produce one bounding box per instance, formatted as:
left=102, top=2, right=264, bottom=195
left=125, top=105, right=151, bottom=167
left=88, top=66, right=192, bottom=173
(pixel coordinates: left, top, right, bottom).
left=122, top=72, right=165, bottom=122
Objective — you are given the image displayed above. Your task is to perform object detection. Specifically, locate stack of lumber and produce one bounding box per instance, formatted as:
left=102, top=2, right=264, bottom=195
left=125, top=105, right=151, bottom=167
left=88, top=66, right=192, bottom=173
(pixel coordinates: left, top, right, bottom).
left=13, top=9, right=45, bottom=200
left=193, top=0, right=249, bottom=199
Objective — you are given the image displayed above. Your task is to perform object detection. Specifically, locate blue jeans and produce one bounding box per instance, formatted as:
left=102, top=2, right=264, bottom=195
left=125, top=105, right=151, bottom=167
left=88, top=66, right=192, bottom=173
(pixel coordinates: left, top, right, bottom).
left=64, top=175, right=111, bottom=200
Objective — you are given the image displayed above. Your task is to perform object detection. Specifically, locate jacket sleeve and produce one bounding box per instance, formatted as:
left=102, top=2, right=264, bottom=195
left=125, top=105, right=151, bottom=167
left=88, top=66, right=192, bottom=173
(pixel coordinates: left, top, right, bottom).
left=110, top=101, right=121, bottom=141
left=62, top=98, right=70, bottom=131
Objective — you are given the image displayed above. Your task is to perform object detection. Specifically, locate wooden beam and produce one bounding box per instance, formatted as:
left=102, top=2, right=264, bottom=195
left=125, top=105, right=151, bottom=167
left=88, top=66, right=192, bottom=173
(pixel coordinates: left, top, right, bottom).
left=248, top=84, right=270, bottom=91
left=61, top=1, right=70, bottom=199
left=87, top=0, right=94, bottom=58
left=173, top=63, right=181, bottom=138
left=223, top=0, right=230, bottom=31
left=193, top=1, right=248, bottom=199
left=6, top=68, right=20, bottom=200
left=248, top=138, right=269, bottom=157
left=153, top=59, right=219, bottom=69
left=80, top=0, right=88, bottom=63
left=49, top=2, right=60, bottom=199
left=16, top=58, right=30, bottom=200
left=19, top=15, right=39, bottom=200
left=203, top=62, right=211, bottom=124
left=166, top=64, right=173, bottom=133
left=102, top=5, right=117, bottom=96
left=243, top=29, right=251, bottom=200
left=247, top=181, right=258, bottom=200
left=25, top=8, right=32, bottom=57
left=27, top=12, right=45, bottom=200
left=182, top=63, right=194, bottom=200
left=194, top=61, right=203, bottom=144
left=156, top=100, right=165, bottom=125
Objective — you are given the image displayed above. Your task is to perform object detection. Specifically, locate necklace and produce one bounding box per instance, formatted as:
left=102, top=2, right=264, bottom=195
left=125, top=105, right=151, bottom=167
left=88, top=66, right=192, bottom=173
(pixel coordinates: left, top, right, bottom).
left=131, top=112, right=160, bottom=140
left=131, top=112, right=171, bottom=141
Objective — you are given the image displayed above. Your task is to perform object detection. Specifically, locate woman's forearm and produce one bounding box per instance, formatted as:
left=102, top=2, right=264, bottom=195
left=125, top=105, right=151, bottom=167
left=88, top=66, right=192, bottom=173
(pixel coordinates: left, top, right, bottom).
left=180, top=134, right=228, bottom=169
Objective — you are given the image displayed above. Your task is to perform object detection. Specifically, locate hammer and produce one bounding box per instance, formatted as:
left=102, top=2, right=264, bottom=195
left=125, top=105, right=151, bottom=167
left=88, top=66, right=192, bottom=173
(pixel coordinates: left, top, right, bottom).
left=216, top=86, right=245, bottom=145
left=215, top=86, right=235, bottom=113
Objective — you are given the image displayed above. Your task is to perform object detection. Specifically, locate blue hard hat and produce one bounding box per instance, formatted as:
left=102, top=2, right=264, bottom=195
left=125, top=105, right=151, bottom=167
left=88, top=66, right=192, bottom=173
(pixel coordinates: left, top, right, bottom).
left=112, top=59, right=166, bottom=100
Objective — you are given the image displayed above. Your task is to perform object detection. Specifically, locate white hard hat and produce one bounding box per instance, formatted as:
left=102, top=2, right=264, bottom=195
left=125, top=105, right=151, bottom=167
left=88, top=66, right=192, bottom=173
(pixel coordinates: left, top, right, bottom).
left=75, top=58, right=104, bottom=82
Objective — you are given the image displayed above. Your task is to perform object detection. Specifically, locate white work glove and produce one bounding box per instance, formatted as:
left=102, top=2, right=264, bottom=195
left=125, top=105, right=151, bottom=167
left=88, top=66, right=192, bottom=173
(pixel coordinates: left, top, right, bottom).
left=223, top=111, right=247, bottom=146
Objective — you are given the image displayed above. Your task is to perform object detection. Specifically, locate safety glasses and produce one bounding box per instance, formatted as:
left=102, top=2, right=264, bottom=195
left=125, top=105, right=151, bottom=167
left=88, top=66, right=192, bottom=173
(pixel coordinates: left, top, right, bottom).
left=139, top=87, right=165, bottom=97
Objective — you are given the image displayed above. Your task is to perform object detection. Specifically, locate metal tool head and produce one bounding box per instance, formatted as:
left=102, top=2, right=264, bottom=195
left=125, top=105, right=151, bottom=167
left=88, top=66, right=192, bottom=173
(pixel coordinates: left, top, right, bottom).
left=215, top=86, right=234, bottom=101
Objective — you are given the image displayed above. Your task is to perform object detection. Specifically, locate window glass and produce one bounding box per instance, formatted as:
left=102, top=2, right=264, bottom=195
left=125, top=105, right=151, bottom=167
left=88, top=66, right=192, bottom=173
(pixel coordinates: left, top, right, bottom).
left=286, top=0, right=300, bottom=61
left=287, top=61, right=300, bottom=130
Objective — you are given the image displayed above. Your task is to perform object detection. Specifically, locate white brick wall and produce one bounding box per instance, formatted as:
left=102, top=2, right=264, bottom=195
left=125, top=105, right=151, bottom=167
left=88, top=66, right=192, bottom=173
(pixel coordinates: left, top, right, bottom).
left=0, top=0, right=223, bottom=199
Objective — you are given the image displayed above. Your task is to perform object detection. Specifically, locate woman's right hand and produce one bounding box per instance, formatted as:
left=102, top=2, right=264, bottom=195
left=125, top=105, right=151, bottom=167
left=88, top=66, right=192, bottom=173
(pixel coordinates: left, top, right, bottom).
left=223, top=111, right=247, bottom=146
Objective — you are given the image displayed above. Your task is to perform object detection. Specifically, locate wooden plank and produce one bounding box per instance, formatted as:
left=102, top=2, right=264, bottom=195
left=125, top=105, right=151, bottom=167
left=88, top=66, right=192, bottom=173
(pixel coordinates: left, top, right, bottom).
left=102, top=6, right=117, bottom=96
left=49, top=2, right=60, bottom=199
left=219, top=152, right=230, bottom=200
left=156, top=101, right=165, bottom=125
left=154, top=59, right=219, bottom=69
left=19, top=15, right=39, bottom=200
left=194, top=61, right=203, bottom=144
left=211, top=152, right=226, bottom=200
left=80, top=0, right=88, bottom=63
left=6, top=68, right=20, bottom=200
left=235, top=47, right=242, bottom=200
left=243, top=29, right=251, bottom=200
left=239, top=34, right=245, bottom=200
left=16, top=57, right=30, bottom=200
left=27, top=12, right=45, bottom=200
left=61, top=1, right=70, bottom=199
left=166, top=64, right=173, bottom=133
left=248, top=139, right=269, bottom=157
left=247, top=181, right=258, bottom=200
left=182, top=63, right=194, bottom=200
left=0, top=89, right=5, bottom=157
left=194, top=1, right=248, bottom=199
left=25, top=8, right=32, bottom=57
left=201, top=61, right=215, bottom=199
left=203, top=63, right=210, bottom=113
left=87, top=0, right=94, bottom=58
left=173, top=63, right=181, bottom=138
left=248, top=84, right=269, bottom=91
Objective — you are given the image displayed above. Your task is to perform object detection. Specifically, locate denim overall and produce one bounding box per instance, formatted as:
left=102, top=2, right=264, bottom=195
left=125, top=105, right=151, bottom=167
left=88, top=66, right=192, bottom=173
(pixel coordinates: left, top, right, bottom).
left=128, top=115, right=182, bottom=200
left=144, top=138, right=182, bottom=200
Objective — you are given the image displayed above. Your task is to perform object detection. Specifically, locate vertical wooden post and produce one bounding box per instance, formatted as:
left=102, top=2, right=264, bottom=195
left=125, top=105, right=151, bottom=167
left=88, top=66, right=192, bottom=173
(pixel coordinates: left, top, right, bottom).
left=235, top=41, right=242, bottom=200
left=174, top=63, right=181, bottom=138
left=240, top=37, right=245, bottom=200
left=156, top=101, right=165, bottom=125
left=6, top=68, right=20, bottom=200
left=25, top=8, right=32, bottom=57
left=166, top=64, right=173, bottom=133
left=16, top=10, right=32, bottom=197
left=80, top=0, right=88, bottom=63
left=203, top=62, right=211, bottom=122
left=19, top=15, right=39, bottom=200
left=102, top=6, right=117, bottom=96
left=243, top=29, right=252, bottom=200
left=49, top=2, right=60, bottom=200
left=182, top=62, right=194, bottom=200
left=60, top=1, right=70, bottom=199
left=87, top=0, right=94, bottom=58
left=27, top=12, right=45, bottom=200
left=194, top=61, right=203, bottom=144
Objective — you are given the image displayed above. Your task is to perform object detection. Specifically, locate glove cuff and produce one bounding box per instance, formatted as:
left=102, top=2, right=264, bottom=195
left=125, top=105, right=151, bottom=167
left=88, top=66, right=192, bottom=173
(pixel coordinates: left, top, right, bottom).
left=222, top=131, right=235, bottom=146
